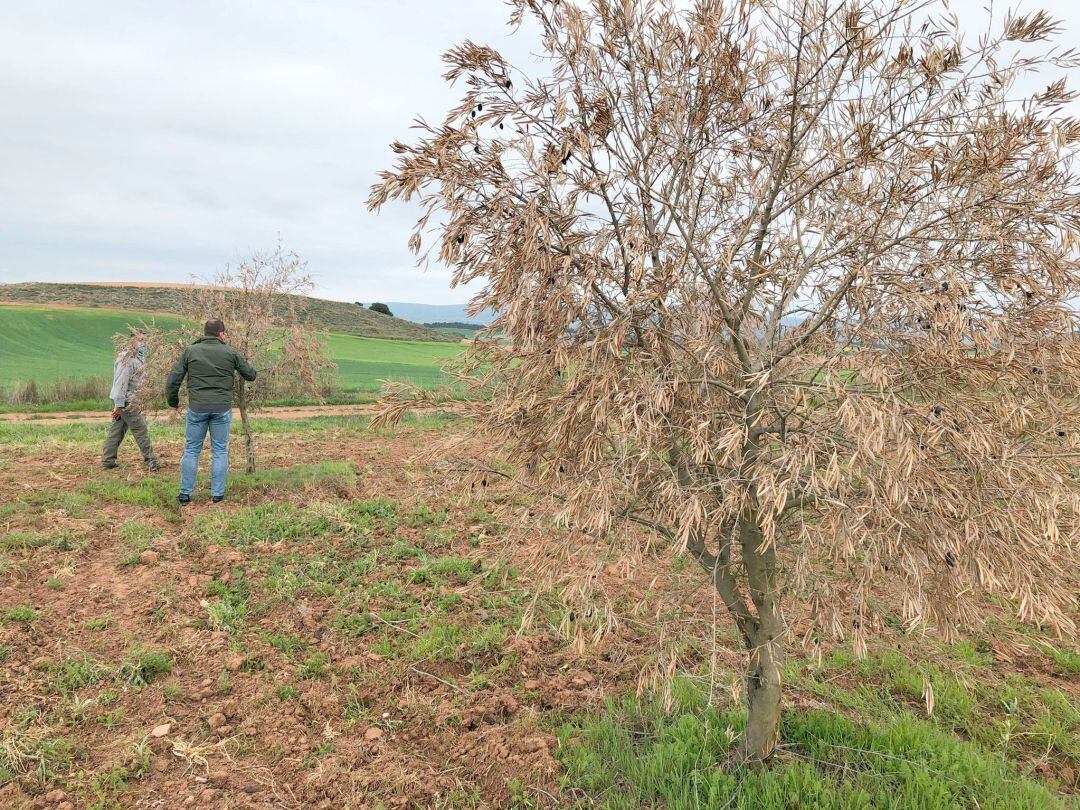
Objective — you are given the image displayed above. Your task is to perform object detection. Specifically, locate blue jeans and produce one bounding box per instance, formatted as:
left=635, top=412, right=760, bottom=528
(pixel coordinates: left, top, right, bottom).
left=180, top=410, right=232, bottom=498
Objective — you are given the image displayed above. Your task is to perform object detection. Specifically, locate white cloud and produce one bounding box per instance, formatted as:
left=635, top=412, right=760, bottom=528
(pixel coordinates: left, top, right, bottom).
left=0, top=0, right=1075, bottom=303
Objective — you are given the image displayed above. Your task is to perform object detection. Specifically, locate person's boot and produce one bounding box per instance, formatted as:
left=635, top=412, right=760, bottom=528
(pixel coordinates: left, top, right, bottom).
left=101, top=462, right=119, bottom=470
left=177, top=494, right=191, bottom=506
left=147, top=460, right=161, bottom=472
left=212, top=495, right=225, bottom=504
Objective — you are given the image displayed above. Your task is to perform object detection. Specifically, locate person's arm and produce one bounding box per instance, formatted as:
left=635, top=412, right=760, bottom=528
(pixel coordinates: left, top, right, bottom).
left=165, top=349, right=189, bottom=408
left=235, top=351, right=257, bottom=382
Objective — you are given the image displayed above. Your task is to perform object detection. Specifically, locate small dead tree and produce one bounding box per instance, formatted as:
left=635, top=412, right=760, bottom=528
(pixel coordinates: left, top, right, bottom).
left=369, top=0, right=1080, bottom=763
left=192, top=245, right=332, bottom=473
left=134, top=245, right=333, bottom=473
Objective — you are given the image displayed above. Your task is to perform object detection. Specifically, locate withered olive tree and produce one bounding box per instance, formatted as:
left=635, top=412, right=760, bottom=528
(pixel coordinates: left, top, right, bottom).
left=134, top=244, right=333, bottom=473
left=369, top=0, right=1080, bottom=762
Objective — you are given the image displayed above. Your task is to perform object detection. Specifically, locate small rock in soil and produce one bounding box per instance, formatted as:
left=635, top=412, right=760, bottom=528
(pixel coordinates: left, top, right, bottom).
left=151, top=723, right=172, bottom=738
left=139, top=550, right=160, bottom=565
left=363, top=726, right=384, bottom=741
left=207, top=713, right=227, bottom=729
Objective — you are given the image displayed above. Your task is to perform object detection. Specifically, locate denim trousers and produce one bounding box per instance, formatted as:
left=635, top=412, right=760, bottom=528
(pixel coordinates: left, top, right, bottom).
left=179, top=410, right=232, bottom=497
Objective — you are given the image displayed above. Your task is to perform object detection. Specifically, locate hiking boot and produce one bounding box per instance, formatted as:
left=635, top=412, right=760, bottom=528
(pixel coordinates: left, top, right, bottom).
left=101, top=462, right=119, bottom=470
left=177, top=494, right=192, bottom=506
left=212, top=495, right=225, bottom=504
left=147, top=461, right=161, bottom=472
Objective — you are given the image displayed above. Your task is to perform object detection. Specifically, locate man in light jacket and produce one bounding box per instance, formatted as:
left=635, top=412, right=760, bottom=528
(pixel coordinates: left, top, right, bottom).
left=101, top=337, right=159, bottom=471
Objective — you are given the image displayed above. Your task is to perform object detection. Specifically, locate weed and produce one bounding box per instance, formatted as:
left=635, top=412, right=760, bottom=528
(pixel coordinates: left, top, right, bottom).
left=2, top=604, right=39, bottom=624
left=118, top=521, right=162, bottom=566
left=275, top=684, right=300, bottom=701
left=0, top=728, right=77, bottom=786
left=117, top=647, right=172, bottom=688
left=265, top=632, right=309, bottom=659
left=47, top=653, right=111, bottom=694
left=298, top=652, right=331, bottom=680
left=409, top=555, right=475, bottom=586
left=410, top=622, right=465, bottom=663
left=559, top=676, right=1066, bottom=809
left=1039, top=644, right=1080, bottom=677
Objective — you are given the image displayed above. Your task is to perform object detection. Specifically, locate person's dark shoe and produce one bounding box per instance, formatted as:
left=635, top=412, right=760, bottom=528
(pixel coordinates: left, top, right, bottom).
left=212, top=495, right=225, bottom=504
left=177, top=493, right=192, bottom=506
left=147, top=461, right=161, bottom=472
left=101, top=462, right=118, bottom=470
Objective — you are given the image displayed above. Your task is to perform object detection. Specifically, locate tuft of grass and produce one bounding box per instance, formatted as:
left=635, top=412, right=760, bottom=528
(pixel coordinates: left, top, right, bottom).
left=118, top=521, right=162, bottom=566
left=204, top=575, right=250, bottom=634
left=196, top=502, right=338, bottom=546
left=265, top=632, right=309, bottom=659
left=1038, top=644, right=1080, bottom=677
left=1, top=529, right=89, bottom=553
left=559, top=677, right=1067, bottom=809
left=409, top=555, right=475, bottom=586
left=117, top=647, right=172, bottom=688
left=2, top=605, right=39, bottom=624
left=297, top=652, right=331, bottom=680
left=0, top=728, right=77, bottom=787
left=45, top=653, right=111, bottom=694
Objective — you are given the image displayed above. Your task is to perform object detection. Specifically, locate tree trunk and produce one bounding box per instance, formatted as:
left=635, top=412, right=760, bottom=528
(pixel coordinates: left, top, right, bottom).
left=237, top=382, right=255, bottom=474
left=739, top=516, right=786, bottom=764
left=743, top=621, right=784, bottom=763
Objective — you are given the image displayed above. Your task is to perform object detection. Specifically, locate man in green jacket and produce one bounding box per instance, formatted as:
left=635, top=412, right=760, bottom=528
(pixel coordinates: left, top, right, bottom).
left=165, top=319, right=257, bottom=505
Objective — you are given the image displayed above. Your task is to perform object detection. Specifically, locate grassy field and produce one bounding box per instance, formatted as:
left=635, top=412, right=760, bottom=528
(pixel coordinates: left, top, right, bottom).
left=0, top=283, right=455, bottom=342
left=0, top=415, right=1076, bottom=807
left=0, top=304, right=463, bottom=405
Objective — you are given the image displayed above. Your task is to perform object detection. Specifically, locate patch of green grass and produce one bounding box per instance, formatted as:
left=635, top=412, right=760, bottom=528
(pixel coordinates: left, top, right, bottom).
left=84, top=476, right=175, bottom=510
left=205, top=575, right=250, bottom=634
left=116, top=647, right=172, bottom=688
left=410, top=622, right=465, bottom=663
left=117, top=521, right=162, bottom=566
left=409, top=555, right=475, bottom=586
left=800, top=648, right=1079, bottom=783
left=0, top=529, right=89, bottom=553
left=45, top=653, right=112, bottom=694
left=2, top=604, right=39, bottom=624
left=298, top=652, right=331, bottom=680
left=559, top=677, right=1066, bottom=809
left=1038, top=644, right=1080, bottom=677
left=405, top=503, right=449, bottom=528
left=196, top=501, right=342, bottom=546
left=234, top=461, right=357, bottom=495
left=275, top=684, right=300, bottom=701
left=264, top=632, right=309, bottom=659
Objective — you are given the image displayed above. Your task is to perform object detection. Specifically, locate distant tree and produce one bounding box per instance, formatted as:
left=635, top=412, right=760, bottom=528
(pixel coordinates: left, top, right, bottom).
left=136, top=243, right=335, bottom=473
left=369, top=302, right=393, bottom=316
left=370, top=0, right=1080, bottom=762
left=355, top=301, right=364, bottom=307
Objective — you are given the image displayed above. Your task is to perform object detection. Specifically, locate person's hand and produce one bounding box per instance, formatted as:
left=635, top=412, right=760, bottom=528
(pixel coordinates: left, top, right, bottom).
left=111, top=407, right=123, bottom=420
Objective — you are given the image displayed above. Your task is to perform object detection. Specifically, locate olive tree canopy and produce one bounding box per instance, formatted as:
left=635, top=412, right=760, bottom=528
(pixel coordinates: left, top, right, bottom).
left=370, top=0, right=1080, bottom=761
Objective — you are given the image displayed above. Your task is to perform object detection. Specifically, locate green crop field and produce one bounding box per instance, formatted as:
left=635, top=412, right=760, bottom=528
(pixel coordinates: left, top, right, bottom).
left=0, top=304, right=462, bottom=401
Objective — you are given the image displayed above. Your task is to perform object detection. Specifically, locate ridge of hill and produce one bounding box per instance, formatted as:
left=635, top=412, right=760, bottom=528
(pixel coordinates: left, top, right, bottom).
left=0, top=282, right=456, bottom=342
left=385, top=301, right=497, bottom=326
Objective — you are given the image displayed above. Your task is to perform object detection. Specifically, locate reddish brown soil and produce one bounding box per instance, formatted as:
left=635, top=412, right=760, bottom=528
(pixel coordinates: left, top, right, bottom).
left=0, top=420, right=691, bottom=809
left=1, top=419, right=1075, bottom=808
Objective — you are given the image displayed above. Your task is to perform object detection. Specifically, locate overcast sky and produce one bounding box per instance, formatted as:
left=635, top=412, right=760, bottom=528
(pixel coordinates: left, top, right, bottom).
left=1, top=0, right=1075, bottom=304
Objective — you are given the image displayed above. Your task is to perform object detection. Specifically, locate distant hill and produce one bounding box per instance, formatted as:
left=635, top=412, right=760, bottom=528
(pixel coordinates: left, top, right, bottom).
left=0, top=283, right=455, bottom=343
left=385, top=302, right=497, bottom=326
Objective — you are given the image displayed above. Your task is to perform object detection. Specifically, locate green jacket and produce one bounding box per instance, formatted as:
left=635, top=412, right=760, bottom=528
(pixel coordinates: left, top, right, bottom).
left=165, top=337, right=257, bottom=412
